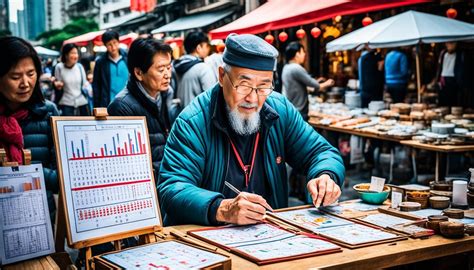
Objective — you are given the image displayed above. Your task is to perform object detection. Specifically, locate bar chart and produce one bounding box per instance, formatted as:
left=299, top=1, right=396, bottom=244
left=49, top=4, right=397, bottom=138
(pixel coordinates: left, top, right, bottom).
left=55, top=119, right=160, bottom=243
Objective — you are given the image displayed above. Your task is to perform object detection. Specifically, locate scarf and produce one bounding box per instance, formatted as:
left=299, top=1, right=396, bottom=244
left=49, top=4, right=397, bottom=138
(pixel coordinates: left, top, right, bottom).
left=0, top=104, right=29, bottom=164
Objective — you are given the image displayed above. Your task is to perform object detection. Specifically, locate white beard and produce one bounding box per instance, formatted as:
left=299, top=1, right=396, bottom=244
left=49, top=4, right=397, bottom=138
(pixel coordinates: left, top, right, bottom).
left=226, top=103, right=261, bottom=136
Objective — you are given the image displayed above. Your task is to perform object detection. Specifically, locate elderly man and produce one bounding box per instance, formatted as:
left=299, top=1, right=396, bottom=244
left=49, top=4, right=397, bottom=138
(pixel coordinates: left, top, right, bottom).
left=158, top=34, right=345, bottom=226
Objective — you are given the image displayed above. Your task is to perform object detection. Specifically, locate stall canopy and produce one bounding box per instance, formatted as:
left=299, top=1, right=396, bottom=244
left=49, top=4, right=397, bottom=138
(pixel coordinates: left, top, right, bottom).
left=34, top=46, right=60, bottom=56
left=151, top=9, right=234, bottom=34
left=209, top=0, right=432, bottom=39
left=119, top=32, right=139, bottom=47
left=326, top=10, right=474, bottom=52
left=63, top=30, right=105, bottom=46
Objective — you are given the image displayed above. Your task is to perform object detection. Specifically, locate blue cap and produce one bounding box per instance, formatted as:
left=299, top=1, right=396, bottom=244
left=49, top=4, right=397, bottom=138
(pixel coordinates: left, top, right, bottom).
left=223, top=33, right=278, bottom=71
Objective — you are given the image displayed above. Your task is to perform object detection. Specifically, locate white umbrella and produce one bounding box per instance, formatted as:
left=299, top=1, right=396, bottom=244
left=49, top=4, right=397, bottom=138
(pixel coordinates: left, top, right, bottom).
left=34, top=46, right=60, bottom=57
left=326, top=10, right=474, bottom=102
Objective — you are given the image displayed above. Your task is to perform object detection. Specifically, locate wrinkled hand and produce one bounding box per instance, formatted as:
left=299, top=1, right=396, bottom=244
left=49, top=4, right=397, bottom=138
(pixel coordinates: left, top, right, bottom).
left=216, top=192, right=273, bottom=225
left=307, top=174, right=341, bottom=207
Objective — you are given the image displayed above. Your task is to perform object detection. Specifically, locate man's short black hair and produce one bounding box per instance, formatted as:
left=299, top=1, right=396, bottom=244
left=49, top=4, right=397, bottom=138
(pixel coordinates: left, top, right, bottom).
left=184, top=31, right=209, bottom=54
left=102, top=30, right=120, bottom=45
left=285, top=41, right=304, bottom=62
left=128, top=38, right=172, bottom=80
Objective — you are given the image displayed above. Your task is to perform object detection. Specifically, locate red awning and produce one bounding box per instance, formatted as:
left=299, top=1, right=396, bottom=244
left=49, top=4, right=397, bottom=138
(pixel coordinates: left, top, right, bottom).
left=119, top=32, right=139, bottom=47
left=209, top=0, right=433, bottom=40
left=63, top=30, right=105, bottom=47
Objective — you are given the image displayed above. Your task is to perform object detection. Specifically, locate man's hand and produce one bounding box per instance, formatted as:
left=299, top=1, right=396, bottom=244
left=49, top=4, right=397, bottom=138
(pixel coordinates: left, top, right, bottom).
left=215, top=192, right=273, bottom=225
left=307, top=174, right=341, bottom=207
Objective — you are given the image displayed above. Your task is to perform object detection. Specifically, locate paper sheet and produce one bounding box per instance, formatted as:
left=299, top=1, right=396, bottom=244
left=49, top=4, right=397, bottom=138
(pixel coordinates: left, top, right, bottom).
left=321, top=200, right=380, bottom=214
left=192, top=223, right=294, bottom=248
left=359, top=213, right=411, bottom=228
left=54, top=119, right=160, bottom=243
left=102, top=241, right=228, bottom=270
left=318, top=223, right=399, bottom=245
left=0, top=164, right=55, bottom=264
left=273, top=208, right=353, bottom=232
left=234, top=235, right=339, bottom=261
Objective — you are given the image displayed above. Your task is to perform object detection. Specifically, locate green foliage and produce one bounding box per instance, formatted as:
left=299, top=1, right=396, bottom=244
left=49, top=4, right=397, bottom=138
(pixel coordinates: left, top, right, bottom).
left=37, top=17, right=99, bottom=49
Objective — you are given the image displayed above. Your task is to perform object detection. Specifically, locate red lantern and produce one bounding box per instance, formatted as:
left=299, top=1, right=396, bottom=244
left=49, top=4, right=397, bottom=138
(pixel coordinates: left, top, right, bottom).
left=310, top=27, right=321, bottom=38
left=278, top=32, right=288, bottom=42
left=296, top=29, right=306, bottom=39
left=362, top=16, right=373, bottom=26
left=446, top=8, right=457, bottom=19
left=264, top=34, right=274, bottom=44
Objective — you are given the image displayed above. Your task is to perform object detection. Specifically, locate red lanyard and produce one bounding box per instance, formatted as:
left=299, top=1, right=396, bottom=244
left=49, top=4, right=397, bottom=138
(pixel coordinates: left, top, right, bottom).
left=229, top=132, right=260, bottom=187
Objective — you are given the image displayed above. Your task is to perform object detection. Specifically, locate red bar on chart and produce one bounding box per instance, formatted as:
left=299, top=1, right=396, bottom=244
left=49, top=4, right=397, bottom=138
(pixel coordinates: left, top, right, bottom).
left=125, top=142, right=128, bottom=155
left=33, top=177, right=41, bottom=190
left=138, top=132, right=142, bottom=153
left=100, top=148, right=104, bottom=157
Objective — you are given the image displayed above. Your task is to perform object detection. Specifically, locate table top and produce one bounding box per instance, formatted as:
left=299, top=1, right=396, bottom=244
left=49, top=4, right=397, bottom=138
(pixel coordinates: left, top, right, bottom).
left=308, top=118, right=474, bottom=153
left=401, top=140, right=474, bottom=153
left=308, top=118, right=404, bottom=143
left=171, top=225, right=474, bottom=270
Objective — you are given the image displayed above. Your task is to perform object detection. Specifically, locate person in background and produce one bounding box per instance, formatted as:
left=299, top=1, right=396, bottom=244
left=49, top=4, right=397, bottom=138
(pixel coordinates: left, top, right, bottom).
left=158, top=34, right=344, bottom=226
left=92, top=30, right=128, bottom=108
left=358, top=47, right=384, bottom=108
left=282, top=41, right=334, bottom=120
left=108, top=38, right=178, bottom=174
left=385, top=48, right=409, bottom=103
left=0, top=36, right=59, bottom=222
left=205, top=42, right=225, bottom=81
left=432, top=42, right=473, bottom=107
left=173, top=31, right=216, bottom=108
left=53, top=43, right=91, bottom=116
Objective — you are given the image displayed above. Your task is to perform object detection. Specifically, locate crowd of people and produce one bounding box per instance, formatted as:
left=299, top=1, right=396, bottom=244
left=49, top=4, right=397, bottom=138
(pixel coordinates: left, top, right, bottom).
left=0, top=32, right=345, bottom=230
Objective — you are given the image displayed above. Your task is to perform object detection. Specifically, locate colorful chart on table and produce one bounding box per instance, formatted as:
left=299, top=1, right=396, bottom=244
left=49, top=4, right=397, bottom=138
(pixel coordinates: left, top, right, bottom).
left=54, top=119, right=160, bottom=244
left=0, top=164, right=55, bottom=264
left=101, top=241, right=228, bottom=270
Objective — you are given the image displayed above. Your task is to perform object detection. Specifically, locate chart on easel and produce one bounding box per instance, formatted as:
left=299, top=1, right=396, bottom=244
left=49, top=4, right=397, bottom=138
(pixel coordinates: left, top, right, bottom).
left=55, top=119, right=160, bottom=243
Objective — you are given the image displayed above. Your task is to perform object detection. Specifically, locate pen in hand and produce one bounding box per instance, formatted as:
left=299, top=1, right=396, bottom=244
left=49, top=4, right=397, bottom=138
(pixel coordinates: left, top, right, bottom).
left=224, top=181, right=274, bottom=213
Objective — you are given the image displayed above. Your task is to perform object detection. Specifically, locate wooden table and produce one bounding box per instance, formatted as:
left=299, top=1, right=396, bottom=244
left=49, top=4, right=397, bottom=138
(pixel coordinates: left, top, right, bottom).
left=171, top=225, right=474, bottom=270
left=308, top=118, right=404, bottom=143
left=401, top=140, right=474, bottom=181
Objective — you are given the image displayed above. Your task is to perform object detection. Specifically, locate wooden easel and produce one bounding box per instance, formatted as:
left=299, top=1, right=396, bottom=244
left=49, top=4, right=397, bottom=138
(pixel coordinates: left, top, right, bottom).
left=53, top=108, right=164, bottom=270
left=0, top=148, right=31, bottom=166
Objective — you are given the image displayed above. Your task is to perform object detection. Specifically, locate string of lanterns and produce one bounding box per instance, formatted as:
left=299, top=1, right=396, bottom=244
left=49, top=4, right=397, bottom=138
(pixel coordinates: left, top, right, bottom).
left=263, top=7, right=458, bottom=45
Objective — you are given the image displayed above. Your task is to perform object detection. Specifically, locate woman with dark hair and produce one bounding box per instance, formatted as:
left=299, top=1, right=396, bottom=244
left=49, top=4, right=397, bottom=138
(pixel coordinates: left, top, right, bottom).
left=54, top=43, right=91, bottom=116
left=0, top=36, right=59, bottom=221
left=108, top=38, right=179, bottom=174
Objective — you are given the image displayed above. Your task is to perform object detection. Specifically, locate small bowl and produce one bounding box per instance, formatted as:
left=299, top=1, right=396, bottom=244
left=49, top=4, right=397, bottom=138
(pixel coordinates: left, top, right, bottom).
left=429, top=196, right=450, bottom=209
left=439, top=221, right=465, bottom=238
left=430, top=181, right=452, bottom=191
left=443, top=208, right=464, bottom=219
left=427, top=215, right=449, bottom=234
left=353, top=183, right=390, bottom=205
left=399, top=201, right=421, bottom=211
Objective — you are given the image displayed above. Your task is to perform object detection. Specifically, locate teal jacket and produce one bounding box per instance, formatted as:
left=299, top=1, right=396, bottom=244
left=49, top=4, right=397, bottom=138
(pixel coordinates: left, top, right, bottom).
left=158, top=84, right=345, bottom=225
